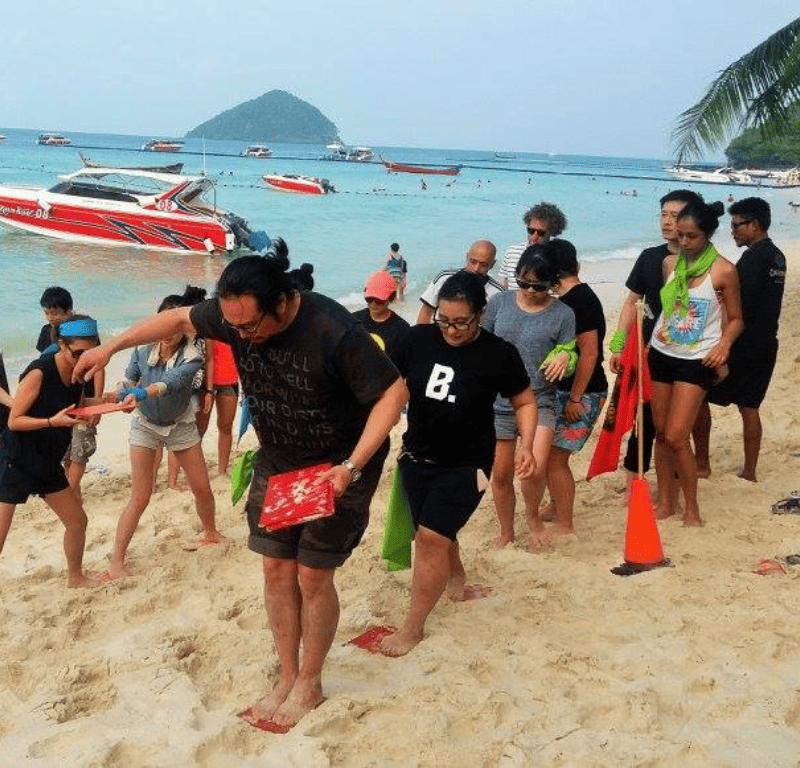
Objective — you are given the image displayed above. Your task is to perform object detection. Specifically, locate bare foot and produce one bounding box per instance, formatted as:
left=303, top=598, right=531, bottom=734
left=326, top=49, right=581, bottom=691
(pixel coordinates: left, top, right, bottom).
left=450, top=584, right=492, bottom=602
left=446, top=571, right=466, bottom=601
left=539, top=502, right=556, bottom=522
left=494, top=532, right=515, bottom=549
left=96, top=566, right=131, bottom=584
left=737, top=469, right=757, bottom=483
left=67, top=572, right=102, bottom=588
left=168, top=481, right=190, bottom=493
left=696, top=464, right=711, bottom=479
left=654, top=504, right=676, bottom=520
left=182, top=531, right=227, bottom=551
left=272, top=679, right=325, bottom=727
left=551, top=524, right=575, bottom=538
left=378, top=628, right=423, bottom=657
left=682, top=512, right=703, bottom=527
left=249, top=678, right=295, bottom=722
left=528, top=526, right=553, bottom=550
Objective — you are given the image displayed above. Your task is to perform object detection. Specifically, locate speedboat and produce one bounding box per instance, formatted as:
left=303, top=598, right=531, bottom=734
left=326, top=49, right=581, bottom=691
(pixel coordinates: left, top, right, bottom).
left=666, top=166, right=751, bottom=184
left=382, top=158, right=461, bottom=176
left=242, top=145, right=273, bottom=158
left=142, top=139, right=184, bottom=152
left=347, top=146, right=373, bottom=162
left=37, top=133, right=72, bottom=146
left=0, top=166, right=261, bottom=254
left=262, top=174, right=335, bottom=194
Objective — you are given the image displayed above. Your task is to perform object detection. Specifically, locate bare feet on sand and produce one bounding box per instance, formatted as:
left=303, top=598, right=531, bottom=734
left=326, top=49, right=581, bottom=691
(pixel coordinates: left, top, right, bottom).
left=494, top=531, right=515, bottom=549
left=96, top=564, right=132, bottom=584
left=696, top=463, right=711, bottom=479
left=271, top=680, right=324, bottom=728
left=550, top=524, right=575, bottom=538
left=249, top=678, right=295, bottom=723
left=682, top=509, right=703, bottom=527
left=378, top=628, right=423, bottom=657
left=67, top=572, right=102, bottom=588
left=168, top=481, right=190, bottom=493
left=446, top=571, right=467, bottom=601
left=527, top=526, right=553, bottom=549
left=738, top=469, right=757, bottom=483
left=182, top=531, right=227, bottom=551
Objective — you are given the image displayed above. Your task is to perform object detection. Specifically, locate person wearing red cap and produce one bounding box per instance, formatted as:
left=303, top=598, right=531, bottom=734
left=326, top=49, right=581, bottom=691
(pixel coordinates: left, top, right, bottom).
left=352, top=271, right=411, bottom=365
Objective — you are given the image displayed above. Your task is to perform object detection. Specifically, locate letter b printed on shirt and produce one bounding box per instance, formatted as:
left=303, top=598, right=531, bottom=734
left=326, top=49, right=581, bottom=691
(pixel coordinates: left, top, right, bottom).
left=425, top=364, right=456, bottom=403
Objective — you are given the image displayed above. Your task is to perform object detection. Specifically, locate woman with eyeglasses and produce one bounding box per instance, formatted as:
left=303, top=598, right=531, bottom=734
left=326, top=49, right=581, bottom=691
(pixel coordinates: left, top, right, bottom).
left=102, top=286, right=225, bottom=582
left=648, top=199, right=742, bottom=526
left=0, top=315, right=103, bottom=586
left=483, top=246, right=576, bottom=549
left=379, top=271, right=536, bottom=657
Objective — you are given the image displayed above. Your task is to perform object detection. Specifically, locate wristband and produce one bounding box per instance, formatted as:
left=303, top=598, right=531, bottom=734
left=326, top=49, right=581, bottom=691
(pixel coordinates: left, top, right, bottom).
left=609, top=329, right=626, bottom=354
left=118, top=386, right=149, bottom=402
left=47, top=417, right=52, bottom=427
left=569, top=397, right=581, bottom=404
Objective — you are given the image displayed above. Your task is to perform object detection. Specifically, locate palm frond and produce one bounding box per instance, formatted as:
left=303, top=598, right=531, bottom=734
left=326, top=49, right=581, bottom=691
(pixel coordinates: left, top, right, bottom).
left=671, top=17, right=800, bottom=163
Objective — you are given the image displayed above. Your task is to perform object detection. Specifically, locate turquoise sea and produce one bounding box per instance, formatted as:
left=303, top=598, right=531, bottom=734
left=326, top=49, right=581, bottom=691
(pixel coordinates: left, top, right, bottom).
left=1, top=127, right=797, bottom=380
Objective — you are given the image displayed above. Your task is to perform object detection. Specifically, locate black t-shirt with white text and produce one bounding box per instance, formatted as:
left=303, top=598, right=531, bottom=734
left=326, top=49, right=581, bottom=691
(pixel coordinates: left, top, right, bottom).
left=394, top=325, right=530, bottom=468
left=190, top=293, right=400, bottom=469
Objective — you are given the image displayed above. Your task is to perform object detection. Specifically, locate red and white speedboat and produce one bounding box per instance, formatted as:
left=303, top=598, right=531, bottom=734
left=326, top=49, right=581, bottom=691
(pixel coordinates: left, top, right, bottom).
left=0, top=167, right=259, bottom=254
left=262, top=174, right=335, bottom=195
left=142, top=139, right=184, bottom=152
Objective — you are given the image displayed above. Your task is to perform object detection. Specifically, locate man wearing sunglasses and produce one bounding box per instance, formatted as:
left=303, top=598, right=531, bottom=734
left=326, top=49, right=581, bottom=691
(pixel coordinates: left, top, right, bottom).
left=693, top=197, right=785, bottom=482
left=416, top=240, right=503, bottom=325
left=496, top=202, right=567, bottom=289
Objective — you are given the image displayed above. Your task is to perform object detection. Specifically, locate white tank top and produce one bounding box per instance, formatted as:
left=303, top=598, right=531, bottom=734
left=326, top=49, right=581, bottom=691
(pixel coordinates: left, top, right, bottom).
left=650, top=269, right=723, bottom=360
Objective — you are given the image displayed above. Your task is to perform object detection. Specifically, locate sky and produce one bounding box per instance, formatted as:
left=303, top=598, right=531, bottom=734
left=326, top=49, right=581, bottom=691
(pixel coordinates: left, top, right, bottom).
left=3, top=1, right=798, bottom=160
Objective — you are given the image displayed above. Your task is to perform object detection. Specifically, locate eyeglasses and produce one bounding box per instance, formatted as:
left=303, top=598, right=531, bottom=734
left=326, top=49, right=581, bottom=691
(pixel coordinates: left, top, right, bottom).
left=223, top=310, right=265, bottom=335
left=731, top=219, right=752, bottom=230
left=435, top=314, right=477, bottom=331
left=526, top=226, right=548, bottom=237
left=516, top=278, right=550, bottom=292
left=365, top=297, right=388, bottom=305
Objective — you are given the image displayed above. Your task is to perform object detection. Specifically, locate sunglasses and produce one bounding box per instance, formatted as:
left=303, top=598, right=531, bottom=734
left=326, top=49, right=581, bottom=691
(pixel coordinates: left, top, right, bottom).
left=731, top=219, right=752, bottom=230
left=516, top=278, right=550, bottom=292
left=365, top=296, right=388, bottom=305
left=526, top=226, right=548, bottom=237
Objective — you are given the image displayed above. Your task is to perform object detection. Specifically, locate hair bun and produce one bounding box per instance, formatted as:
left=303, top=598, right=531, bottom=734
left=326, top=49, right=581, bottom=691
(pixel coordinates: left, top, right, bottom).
left=709, top=201, right=725, bottom=217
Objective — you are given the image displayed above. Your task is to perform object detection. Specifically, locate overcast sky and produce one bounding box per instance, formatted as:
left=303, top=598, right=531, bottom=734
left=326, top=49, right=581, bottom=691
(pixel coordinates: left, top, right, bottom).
left=3, top=1, right=797, bottom=159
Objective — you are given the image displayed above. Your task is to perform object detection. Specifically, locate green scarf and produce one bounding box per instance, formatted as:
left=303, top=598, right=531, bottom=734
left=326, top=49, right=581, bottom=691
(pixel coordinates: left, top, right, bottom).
left=660, top=243, right=718, bottom=318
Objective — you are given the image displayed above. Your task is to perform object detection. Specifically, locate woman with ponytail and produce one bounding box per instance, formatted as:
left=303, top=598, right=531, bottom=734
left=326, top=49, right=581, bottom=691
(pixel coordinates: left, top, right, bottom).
left=648, top=200, right=743, bottom=526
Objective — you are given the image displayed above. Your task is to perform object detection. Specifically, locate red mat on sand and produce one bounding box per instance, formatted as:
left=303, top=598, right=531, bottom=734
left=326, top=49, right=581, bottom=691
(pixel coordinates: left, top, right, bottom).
left=259, top=464, right=335, bottom=531
left=237, top=707, right=292, bottom=734
left=349, top=625, right=398, bottom=654
left=67, top=402, right=130, bottom=417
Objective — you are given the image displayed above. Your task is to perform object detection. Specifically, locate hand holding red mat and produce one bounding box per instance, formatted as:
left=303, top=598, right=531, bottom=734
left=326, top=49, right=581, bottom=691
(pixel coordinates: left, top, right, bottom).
left=67, top=402, right=131, bottom=417
left=259, top=463, right=335, bottom=531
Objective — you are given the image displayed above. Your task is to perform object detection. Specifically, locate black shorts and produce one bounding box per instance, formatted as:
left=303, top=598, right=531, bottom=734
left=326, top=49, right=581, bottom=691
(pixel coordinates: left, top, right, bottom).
left=707, top=338, right=778, bottom=409
left=398, top=456, right=490, bottom=541
left=648, top=347, right=716, bottom=390
left=0, top=456, right=69, bottom=504
left=244, top=440, right=390, bottom=569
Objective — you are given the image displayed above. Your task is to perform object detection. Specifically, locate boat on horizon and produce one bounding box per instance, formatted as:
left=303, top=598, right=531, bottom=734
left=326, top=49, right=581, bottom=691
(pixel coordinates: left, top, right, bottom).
left=0, top=166, right=260, bottom=254
left=262, top=174, right=335, bottom=195
left=80, top=151, right=183, bottom=175
left=242, top=144, right=273, bottom=158
left=323, top=142, right=374, bottom=162
left=37, top=133, right=71, bottom=146
left=142, top=139, right=184, bottom=152
left=381, top=158, right=461, bottom=176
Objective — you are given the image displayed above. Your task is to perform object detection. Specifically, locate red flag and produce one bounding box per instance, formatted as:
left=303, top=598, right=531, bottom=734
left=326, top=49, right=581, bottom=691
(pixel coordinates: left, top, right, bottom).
left=586, top=324, right=652, bottom=480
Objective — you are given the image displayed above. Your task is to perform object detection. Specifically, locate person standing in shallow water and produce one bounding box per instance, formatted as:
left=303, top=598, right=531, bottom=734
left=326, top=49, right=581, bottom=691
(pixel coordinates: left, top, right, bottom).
left=648, top=200, right=743, bottom=526
left=73, top=240, right=407, bottom=729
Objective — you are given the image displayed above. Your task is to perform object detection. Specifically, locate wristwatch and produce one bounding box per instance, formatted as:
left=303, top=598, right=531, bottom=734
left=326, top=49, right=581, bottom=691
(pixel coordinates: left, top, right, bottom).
left=341, top=459, right=361, bottom=482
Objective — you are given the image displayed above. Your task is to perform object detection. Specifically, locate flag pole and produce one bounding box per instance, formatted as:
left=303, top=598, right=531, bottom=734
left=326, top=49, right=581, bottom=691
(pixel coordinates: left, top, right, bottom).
left=635, top=300, right=645, bottom=480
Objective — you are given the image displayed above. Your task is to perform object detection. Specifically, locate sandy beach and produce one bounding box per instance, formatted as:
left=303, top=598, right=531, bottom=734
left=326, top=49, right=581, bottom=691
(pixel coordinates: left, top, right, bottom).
left=2, top=245, right=800, bottom=767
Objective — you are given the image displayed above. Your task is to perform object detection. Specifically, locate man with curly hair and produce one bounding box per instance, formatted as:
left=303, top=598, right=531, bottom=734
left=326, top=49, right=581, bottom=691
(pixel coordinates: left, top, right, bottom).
left=497, top=202, right=567, bottom=289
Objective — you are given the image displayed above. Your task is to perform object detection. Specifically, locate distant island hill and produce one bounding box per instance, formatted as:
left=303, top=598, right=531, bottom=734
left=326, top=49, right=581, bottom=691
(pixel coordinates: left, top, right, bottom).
left=185, top=90, right=341, bottom=144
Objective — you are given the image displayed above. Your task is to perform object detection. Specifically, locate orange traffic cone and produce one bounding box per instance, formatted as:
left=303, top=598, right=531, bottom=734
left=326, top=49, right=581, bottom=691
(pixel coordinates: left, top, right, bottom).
left=611, top=478, right=671, bottom=576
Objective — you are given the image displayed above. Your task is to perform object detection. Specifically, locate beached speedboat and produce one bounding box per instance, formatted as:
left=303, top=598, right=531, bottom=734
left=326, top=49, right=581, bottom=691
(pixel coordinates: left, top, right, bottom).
left=142, top=139, right=184, bottom=152
left=242, top=145, right=273, bottom=158
left=382, top=158, right=461, bottom=176
left=262, top=174, right=335, bottom=194
left=666, top=166, right=751, bottom=184
left=0, top=166, right=261, bottom=254
left=37, top=133, right=72, bottom=146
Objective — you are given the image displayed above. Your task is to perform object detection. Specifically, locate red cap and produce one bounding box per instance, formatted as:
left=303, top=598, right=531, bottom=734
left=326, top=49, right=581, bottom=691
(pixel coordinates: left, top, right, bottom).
left=364, top=271, right=397, bottom=301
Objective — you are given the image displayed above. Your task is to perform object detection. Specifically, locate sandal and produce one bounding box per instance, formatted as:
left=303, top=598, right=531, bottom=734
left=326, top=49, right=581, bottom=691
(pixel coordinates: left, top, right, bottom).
left=771, top=491, right=800, bottom=514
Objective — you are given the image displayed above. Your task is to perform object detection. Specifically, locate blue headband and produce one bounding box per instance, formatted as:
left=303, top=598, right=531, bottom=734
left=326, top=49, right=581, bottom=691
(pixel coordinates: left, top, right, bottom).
left=60, top=318, right=98, bottom=338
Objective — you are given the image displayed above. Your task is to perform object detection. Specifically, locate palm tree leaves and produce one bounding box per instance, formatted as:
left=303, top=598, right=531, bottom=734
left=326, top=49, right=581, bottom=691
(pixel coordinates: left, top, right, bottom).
left=671, top=17, right=800, bottom=163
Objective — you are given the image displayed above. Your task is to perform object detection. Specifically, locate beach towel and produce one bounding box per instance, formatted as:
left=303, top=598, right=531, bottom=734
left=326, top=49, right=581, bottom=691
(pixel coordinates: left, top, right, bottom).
left=380, top=467, right=415, bottom=571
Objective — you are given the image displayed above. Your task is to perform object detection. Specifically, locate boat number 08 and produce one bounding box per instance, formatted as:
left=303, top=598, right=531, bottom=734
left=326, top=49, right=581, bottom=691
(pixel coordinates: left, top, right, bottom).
left=156, top=200, right=176, bottom=212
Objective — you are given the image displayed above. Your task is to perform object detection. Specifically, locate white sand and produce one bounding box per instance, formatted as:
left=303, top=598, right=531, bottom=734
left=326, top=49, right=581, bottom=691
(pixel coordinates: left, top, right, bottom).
left=2, top=244, right=800, bottom=766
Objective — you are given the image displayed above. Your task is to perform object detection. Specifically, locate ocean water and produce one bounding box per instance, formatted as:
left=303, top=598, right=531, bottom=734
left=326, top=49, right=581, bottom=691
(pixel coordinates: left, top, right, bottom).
left=1, top=126, right=797, bottom=380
